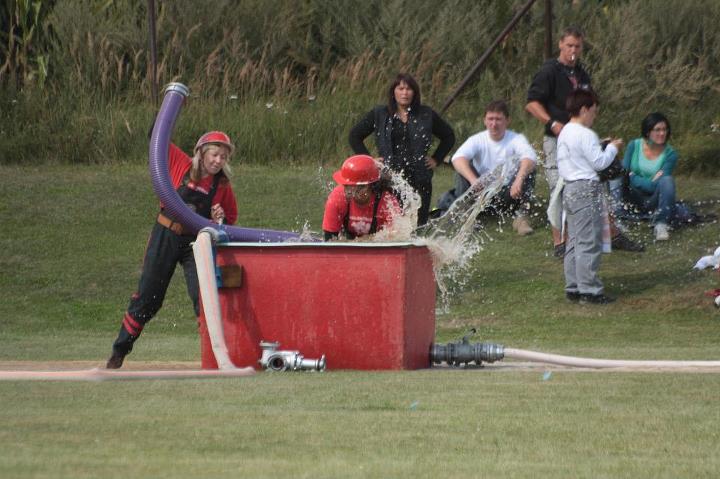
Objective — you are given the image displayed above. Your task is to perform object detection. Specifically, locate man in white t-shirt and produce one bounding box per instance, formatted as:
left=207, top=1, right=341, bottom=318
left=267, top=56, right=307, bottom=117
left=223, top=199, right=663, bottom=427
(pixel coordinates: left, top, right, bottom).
left=438, top=100, right=537, bottom=235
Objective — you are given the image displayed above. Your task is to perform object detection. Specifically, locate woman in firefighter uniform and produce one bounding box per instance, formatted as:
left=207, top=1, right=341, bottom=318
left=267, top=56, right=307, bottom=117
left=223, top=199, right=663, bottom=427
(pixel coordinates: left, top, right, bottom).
left=106, top=131, right=238, bottom=369
left=322, top=154, right=401, bottom=240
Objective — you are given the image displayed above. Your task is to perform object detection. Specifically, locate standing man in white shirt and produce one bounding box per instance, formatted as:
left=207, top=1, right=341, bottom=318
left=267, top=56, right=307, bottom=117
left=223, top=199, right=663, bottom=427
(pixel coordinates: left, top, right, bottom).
left=558, top=89, right=623, bottom=305
left=438, top=100, right=536, bottom=235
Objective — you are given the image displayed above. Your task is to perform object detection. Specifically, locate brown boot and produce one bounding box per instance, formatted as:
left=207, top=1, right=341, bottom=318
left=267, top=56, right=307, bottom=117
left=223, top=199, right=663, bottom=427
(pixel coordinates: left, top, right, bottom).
left=512, top=215, right=534, bottom=236
left=106, top=352, right=126, bottom=369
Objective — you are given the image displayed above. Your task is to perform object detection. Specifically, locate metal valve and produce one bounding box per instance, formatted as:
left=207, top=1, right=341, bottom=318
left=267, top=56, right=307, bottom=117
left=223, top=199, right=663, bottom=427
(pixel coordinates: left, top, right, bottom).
left=259, top=341, right=326, bottom=372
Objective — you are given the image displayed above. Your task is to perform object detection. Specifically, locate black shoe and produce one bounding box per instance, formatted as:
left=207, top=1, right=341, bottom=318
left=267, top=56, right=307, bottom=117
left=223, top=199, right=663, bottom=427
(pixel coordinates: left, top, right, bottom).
left=566, top=291, right=581, bottom=302
left=691, top=213, right=717, bottom=224
left=106, top=352, right=126, bottom=369
left=554, top=243, right=566, bottom=258
left=579, top=293, right=616, bottom=305
left=611, top=233, right=644, bottom=252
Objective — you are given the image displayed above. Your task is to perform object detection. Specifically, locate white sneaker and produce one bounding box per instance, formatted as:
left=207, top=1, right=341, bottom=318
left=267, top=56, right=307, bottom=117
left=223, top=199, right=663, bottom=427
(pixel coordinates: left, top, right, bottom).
left=654, top=223, right=669, bottom=241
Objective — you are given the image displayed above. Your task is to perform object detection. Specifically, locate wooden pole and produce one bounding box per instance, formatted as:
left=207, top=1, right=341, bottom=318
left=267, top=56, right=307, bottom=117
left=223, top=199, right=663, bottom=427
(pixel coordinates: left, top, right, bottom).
left=147, top=0, right=158, bottom=105
left=544, top=0, right=553, bottom=59
left=440, top=0, right=539, bottom=114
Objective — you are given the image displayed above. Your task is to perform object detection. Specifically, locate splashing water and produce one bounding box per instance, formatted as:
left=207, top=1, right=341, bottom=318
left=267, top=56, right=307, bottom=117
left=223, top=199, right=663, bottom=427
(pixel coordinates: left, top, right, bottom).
left=371, top=167, right=421, bottom=242
left=416, top=168, right=504, bottom=309
left=298, top=221, right=319, bottom=242
left=311, top=159, right=507, bottom=311
left=370, top=165, right=506, bottom=310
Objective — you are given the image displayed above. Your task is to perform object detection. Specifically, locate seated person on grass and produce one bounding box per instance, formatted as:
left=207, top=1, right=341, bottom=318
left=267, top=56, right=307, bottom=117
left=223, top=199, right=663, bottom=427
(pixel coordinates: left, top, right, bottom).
left=437, top=100, right=536, bottom=235
left=610, top=112, right=704, bottom=241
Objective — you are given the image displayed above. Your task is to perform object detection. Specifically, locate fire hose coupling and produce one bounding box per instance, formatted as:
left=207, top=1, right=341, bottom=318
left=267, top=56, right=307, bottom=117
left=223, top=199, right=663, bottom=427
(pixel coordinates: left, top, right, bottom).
left=259, top=341, right=326, bottom=372
left=198, top=226, right=229, bottom=245
left=430, top=328, right=505, bottom=367
left=164, top=82, right=189, bottom=97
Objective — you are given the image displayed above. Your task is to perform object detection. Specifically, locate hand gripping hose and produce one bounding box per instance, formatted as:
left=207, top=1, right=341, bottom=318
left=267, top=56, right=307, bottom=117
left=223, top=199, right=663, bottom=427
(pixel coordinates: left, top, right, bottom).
left=149, top=83, right=300, bottom=242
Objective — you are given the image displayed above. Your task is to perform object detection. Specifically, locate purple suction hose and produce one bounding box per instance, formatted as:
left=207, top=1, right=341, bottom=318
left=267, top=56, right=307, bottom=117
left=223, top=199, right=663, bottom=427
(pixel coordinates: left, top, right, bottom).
left=149, top=83, right=301, bottom=242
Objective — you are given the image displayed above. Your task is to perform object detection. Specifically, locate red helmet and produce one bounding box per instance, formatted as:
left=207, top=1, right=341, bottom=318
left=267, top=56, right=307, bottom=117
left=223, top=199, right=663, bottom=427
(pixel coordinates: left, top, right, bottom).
left=194, top=131, right=234, bottom=155
left=332, top=155, right=380, bottom=185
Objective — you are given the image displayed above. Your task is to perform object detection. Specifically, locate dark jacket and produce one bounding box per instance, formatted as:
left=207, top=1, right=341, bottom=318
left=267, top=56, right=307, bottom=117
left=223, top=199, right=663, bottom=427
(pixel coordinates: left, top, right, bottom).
left=349, top=104, right=455, bottom=183
left=527, top=59, right=592, bottom=137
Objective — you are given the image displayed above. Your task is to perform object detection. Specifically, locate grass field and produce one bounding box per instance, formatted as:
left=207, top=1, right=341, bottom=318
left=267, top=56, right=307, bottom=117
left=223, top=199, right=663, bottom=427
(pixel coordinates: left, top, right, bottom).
left=1, top=163, right=720, bottom=478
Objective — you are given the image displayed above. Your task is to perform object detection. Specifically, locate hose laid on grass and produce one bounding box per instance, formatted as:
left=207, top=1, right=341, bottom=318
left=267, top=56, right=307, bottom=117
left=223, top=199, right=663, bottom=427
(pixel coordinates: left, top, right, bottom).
left=504, top=348, right=720, bottom=370
left=0, top=368, right=255, bottom=381
left=432, top=338, right=720, bottom=370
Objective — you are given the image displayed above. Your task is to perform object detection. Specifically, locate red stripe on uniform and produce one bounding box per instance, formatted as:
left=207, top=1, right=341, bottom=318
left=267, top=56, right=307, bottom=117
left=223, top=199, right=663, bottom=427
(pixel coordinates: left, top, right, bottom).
left=122, top=313, right=143, bottom=336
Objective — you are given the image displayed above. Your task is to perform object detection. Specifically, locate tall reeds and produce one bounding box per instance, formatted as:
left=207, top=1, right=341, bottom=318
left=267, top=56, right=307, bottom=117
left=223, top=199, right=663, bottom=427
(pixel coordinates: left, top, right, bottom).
left=1, top=0, right=719, bottom=167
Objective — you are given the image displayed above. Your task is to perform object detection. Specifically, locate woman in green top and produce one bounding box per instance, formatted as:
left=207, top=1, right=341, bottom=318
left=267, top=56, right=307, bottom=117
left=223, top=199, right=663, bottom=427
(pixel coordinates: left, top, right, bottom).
left=622, top=112, right=677, bottom=241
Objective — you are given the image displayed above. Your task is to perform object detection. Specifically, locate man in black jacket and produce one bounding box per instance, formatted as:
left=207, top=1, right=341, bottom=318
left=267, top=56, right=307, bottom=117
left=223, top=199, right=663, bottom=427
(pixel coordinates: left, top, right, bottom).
left=526, top=26, right=643, bottom=256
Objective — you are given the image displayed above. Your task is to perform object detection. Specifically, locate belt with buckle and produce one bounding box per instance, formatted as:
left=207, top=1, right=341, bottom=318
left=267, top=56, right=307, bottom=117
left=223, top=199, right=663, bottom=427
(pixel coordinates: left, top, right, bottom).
left=157, top=213, right=185, bottom=235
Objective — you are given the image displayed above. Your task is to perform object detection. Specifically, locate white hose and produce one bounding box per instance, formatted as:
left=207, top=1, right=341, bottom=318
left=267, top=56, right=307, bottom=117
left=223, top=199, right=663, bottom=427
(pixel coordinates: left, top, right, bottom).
left=0, top=368, right=254, bottom=381
left=504, top=348, right=720, bottom=370
left=193, top=229, right=236, bottom=370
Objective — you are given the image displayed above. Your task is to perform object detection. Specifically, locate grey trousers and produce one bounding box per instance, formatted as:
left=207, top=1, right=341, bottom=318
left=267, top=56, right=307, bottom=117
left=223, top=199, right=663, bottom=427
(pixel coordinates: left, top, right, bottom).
left=563, top=180, right=604, bottom=296
left=543, top=136, right=559, bottom=192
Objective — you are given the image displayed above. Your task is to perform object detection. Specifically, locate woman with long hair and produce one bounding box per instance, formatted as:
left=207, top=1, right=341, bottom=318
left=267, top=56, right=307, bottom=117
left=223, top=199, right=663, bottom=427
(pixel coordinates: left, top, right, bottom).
left=349, top=73, right=455, bottom=226
left=106, top=131, right=238, bottom=369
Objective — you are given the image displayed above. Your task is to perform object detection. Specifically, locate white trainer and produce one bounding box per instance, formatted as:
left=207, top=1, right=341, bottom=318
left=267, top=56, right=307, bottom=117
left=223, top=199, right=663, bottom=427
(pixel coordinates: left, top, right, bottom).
left=654, top=223, right=669, bottom=241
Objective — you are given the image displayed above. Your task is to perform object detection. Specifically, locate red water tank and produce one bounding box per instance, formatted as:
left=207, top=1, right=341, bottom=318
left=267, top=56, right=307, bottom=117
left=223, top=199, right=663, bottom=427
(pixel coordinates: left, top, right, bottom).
left=198, top=242, right=436, bottom=370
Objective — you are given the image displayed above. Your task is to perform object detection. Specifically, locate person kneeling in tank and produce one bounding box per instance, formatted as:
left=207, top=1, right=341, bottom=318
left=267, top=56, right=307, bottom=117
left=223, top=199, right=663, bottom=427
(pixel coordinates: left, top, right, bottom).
left=322, top=155, right=401, bottom=241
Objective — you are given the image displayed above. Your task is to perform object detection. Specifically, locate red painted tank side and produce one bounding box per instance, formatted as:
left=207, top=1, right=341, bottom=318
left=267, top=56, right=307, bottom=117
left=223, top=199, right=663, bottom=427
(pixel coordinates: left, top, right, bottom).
left=198, top=244, right=436, bottom=370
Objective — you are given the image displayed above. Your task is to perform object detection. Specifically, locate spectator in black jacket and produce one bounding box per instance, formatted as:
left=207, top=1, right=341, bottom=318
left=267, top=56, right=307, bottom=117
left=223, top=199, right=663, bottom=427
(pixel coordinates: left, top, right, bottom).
left=349, top=73, right=455, bottom=226
left=526, top=26, right=643, bottom=256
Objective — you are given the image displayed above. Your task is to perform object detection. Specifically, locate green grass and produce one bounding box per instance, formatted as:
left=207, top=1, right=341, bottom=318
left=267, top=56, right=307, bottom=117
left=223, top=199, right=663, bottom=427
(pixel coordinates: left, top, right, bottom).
left=2, top=373, right=719, bottom=478
left=1, top=164, right=720, bottom=478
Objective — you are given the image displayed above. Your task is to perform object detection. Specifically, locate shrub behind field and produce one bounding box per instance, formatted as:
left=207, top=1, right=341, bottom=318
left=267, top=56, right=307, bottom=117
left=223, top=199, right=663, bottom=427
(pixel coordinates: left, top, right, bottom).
left=0, top=0, right=718, bottom=168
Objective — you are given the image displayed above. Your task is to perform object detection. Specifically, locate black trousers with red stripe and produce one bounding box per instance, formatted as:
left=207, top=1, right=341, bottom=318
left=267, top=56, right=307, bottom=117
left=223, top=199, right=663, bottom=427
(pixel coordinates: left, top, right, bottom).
left=111, top=222, right=200, bottom=356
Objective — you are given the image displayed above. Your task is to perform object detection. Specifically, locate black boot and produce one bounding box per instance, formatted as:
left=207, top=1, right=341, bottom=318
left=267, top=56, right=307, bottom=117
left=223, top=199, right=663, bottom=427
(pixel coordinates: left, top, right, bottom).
left=611, top=233, right=645, bottom=252
left=106, top=324, right=139, bottom=369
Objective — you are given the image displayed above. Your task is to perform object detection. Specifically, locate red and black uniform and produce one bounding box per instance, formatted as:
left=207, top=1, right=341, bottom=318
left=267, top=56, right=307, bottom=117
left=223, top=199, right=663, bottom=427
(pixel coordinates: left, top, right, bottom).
left=110, top=144, right=237, bottom=358
left=322, top=185, right=400, bottom=239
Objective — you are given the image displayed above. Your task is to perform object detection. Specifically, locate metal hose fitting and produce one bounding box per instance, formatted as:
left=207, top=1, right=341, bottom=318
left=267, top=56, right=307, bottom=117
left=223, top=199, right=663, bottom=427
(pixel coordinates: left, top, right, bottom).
left=431, top=329, right=504, bottom=367
left=259, top=341, right=326, bottom=372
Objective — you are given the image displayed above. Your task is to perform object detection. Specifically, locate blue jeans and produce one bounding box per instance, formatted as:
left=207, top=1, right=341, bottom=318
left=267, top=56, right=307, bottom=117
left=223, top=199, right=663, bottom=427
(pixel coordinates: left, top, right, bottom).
left=626, top=175, right=676, bottom=224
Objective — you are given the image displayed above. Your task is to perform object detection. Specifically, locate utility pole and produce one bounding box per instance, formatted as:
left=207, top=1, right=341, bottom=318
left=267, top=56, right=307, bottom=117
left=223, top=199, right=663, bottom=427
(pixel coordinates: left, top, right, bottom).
left=147, top=0, right=159, bottom=105
left=440, top=0, right=539, bottom=114
left=544, top=0, right=553, bottom=59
